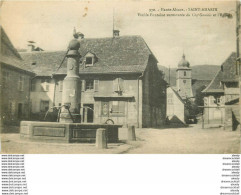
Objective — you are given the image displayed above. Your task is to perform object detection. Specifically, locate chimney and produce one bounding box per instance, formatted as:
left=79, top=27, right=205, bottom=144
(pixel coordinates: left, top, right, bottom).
left=113, top=30, right=120, bottom=37
left=27, top=41, right=35, bottom=52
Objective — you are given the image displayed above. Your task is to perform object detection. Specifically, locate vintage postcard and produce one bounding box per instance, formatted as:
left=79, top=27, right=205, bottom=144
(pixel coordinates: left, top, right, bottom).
left=0, top=0, right=240, bottom=154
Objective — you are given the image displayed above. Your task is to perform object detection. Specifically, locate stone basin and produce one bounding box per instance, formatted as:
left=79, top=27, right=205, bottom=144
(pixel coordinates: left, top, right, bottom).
left=20, top=121, right=122, bottom=143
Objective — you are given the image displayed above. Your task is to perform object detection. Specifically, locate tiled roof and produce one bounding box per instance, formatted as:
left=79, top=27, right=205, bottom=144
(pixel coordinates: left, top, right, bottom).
left=0, top=26, right=33, bottom=74
left=20, top=36, right=154, bottom=76
left=202, top=52, right=238, bottom=94
left=20, top=51, right=67, bottom=76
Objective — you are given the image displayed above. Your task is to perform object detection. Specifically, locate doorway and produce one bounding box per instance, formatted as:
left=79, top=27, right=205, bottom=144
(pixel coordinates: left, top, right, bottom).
left=83, top=104, right=94, bottom=123
left=18, top=103, right=23, bottom=119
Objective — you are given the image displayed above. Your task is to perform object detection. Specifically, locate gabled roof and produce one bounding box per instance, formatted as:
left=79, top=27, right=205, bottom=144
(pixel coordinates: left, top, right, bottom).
left=20, top=51, right=67, bottom=76
left=202, top=52, right=238, bottom=94
left=0, top=26, right=33, bottom=74
left=20, top=35, right=156, bottom=76
left=168, top=87, right=185, bottom=104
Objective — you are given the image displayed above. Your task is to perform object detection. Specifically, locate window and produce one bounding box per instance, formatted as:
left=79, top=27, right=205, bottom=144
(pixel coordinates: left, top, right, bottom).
left=217, top=98, right=221, bottom=104
left=31, top=80, right=36, bottom=91
left=94, top=80, right=99, bottom=92
left=40, top=100, right=49, bottom=112
left=113, top=78, right=124, bottom=93
left=110, top=101, right=125, bottom=115
left=183, top=80, right=186, bottom=83
left=210, top=96, right=216, bottom=105
left=85, top=80, right=94, bottom=90
left=82, top=79, right=98, bottom=91
left=2, top=71, right=9, bottom=87
left=85, top=57, right=93, bottom=66
left=101, top=102, right=109, bottom=116
left=184, top=71, right=186, bottom=76
left=168, top=99, right=173, bottom=104
left=41, top=79, right=50, bottom=91
left=59, top=81, right=63, bottom=92
left=18, top=75, right=24, bottom=91
left=9, top=101, right=15, bottom=115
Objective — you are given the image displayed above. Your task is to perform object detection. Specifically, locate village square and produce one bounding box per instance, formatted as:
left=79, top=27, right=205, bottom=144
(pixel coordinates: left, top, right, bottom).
left=0, top=1, right=240, bottom=154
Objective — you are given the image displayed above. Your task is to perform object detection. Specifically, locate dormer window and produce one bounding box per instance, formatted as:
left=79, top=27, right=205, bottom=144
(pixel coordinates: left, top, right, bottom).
left=84, top=52, right=96, bottom=67
left=86, top=57, right=93, bottom=66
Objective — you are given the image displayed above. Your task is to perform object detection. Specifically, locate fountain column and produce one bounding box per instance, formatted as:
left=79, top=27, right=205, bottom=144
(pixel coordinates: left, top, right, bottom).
left=60, top=36, right=81, bottom=123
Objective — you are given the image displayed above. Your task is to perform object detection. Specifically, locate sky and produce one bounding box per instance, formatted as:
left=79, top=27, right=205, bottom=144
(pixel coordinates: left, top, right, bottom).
left=0, top=0, right=237, bottom=68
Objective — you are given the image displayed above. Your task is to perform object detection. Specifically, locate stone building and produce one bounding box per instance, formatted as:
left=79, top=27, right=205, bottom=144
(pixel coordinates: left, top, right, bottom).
left=176, top=54, right=193, bottom=99
left=166, top=87, right=185, bottom=124
left=166, top=54, right=194, bottom=124
left=0, top=26, right=34, bottom=129
left=20, top=34, right=167, bottom=127
left=166, top=54, right=212, bottom=124
left=202, top=52, right=240, bottom=130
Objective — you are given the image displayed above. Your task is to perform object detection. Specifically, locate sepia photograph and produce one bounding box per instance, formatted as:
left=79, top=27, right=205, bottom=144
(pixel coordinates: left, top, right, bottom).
left=0, top=0, right=240, bottom=154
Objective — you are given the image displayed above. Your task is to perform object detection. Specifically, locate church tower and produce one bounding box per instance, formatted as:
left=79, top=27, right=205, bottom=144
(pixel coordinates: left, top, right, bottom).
left=176, top=54, right=193, bottom=99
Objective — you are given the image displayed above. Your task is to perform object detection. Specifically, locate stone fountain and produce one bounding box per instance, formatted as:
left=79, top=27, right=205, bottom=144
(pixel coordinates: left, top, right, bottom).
left=20, top=32, right=121, bottom=143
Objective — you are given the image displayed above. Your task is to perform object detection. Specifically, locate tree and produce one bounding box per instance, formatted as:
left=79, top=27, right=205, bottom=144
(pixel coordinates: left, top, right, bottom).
left=194, top=85, right=206, bottom=114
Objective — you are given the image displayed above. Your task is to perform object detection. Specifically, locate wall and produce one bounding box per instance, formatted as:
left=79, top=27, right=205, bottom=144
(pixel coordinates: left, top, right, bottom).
left=30, top=77, right=57, bottom=121
left=223, top=84, right=240, bottom=130
left=30, top=59, right=167, bottom=128
left=166, top=87, right=185, bottom=123
left=30, top=78, right=55, bottom=112
left=79, top=74, right=141, bottom=127
left=224, top=103, right=240, bottom=131
left=142, top=56, right=166, bottom=127
left=0, top=64, right=32, bottom=125
left=203, top=95, right=225, bottom=124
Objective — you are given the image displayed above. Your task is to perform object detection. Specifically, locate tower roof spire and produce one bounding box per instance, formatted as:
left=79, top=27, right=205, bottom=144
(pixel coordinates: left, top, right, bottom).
left=178, top=53, right=190, bottom=68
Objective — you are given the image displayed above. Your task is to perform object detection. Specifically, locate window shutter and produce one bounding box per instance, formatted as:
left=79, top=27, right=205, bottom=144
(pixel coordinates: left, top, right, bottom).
left=113, top=78, right=118, bottom=92
left=18, top=78, right=20, bottom=91
left=119, top=101, right=125, bottom=114
left=118, top=78, right=124, bottom=91
left=81, top=80, right=86, bottom=91
left=101, top=101, right=109, bottom=116
left=94, top=80, right=99, bottom=92
left=59, top=81, right=63, bottom=92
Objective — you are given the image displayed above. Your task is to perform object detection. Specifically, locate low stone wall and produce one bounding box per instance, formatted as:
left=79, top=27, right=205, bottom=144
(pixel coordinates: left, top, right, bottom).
left=20, top=121, right=121, bottom=143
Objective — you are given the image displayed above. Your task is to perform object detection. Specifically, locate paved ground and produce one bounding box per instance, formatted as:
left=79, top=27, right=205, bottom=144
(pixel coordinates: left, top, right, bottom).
left=1, top=124, right=240, bottom=154
left=126, top=125, right=241, bottom=154
left=0, top=134, right=132, bottom=154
